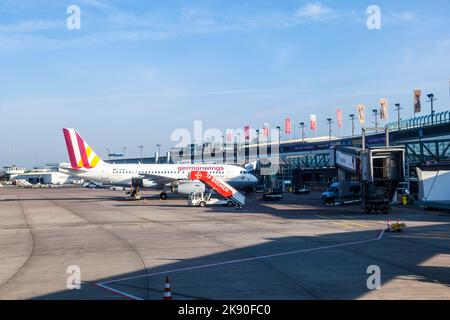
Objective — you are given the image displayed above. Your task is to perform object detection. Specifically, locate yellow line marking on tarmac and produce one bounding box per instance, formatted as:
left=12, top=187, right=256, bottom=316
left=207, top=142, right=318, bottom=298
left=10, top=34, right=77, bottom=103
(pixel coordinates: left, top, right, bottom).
left=344, top=221, right=369, bottom=228
left=314, top=215, right=352, bottom=229
left=329, top=221, right=353, bottom=229
left=315, top=214, right=370, bottom=229
left=340, top=215, right=371, bottom=228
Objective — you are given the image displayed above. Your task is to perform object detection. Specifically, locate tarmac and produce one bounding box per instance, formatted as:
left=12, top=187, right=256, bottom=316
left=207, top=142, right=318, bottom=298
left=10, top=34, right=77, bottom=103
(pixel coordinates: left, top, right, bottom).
left=0, top=186, right=449, bottom=300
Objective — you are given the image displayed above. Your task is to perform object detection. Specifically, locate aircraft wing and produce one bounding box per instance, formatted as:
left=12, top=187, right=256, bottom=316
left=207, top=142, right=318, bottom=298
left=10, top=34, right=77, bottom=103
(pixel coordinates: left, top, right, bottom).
left=139, top=173, right=180, bottom=185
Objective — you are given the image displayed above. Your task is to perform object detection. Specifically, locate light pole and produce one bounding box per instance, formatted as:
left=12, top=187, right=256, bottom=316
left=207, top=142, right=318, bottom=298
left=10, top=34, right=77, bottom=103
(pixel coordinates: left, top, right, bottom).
left=395, top=103, right=402, bottom=129
left=138, top=145, right=144, bottom=163
left=372, top=109, right=379, bottom=133
left=156, top=144, right=161, bottom=163
left=201, top=143, right=206, bottom=164
left=10, top=144, right=17, bottom=166
left=326, top=118, right=333, bottom=141
left=299, top=122, right=305, bottom=143
left=122, top=147, right=126, bottom=164
left=276, top=126, right=281, bottom=149
left=349, top=114, right=355, bottom=137
left=256, top=129, right=260, bottom=159
left=427, top=93, right=437, bottom=124
left=222, top=135, right=226, bottom=164
left=236, top=133, right=241, bottom=163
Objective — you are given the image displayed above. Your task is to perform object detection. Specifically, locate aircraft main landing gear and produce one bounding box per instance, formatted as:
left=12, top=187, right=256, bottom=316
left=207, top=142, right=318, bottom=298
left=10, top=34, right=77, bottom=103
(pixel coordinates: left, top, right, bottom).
left=160, top=192, right=168, bottom=200
left=126, top=178, right=143, bottom=201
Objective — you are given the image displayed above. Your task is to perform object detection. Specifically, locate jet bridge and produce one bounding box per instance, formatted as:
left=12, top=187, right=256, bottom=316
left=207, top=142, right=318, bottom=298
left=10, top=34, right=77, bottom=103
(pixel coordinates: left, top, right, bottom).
left=189, top=171, right=246, bottom=206
left=331, top=128, right=405, bottom=213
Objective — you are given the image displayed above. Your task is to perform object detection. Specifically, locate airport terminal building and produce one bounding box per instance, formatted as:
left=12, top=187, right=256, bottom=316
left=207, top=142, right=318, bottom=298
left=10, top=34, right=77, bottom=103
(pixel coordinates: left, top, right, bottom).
left=111, top=111, right=450, bottom=196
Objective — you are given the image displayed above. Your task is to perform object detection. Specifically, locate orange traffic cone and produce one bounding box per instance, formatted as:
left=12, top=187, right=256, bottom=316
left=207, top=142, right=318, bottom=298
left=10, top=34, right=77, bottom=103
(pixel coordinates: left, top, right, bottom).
left=163, top=276, right=172, bottom=300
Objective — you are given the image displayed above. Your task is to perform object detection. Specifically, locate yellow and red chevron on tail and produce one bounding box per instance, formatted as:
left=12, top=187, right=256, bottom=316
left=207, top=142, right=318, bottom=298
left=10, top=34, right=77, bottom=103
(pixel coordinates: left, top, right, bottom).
left=63, top=128, right=101, bottom=170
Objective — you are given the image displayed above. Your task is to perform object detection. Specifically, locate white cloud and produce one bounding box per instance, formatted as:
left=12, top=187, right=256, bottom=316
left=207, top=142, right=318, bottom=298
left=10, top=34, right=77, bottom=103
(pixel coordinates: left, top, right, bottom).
left=382, top=11, right=418, bottom=25
left=398, top=11, right=416, bottom=21
left=79, top=0, right=111, bottom=10
left=0, top=19, right=62, bottom=33
left=295, top=3, right=336, bottom=21
left=0, top=4, right=348, bottom=50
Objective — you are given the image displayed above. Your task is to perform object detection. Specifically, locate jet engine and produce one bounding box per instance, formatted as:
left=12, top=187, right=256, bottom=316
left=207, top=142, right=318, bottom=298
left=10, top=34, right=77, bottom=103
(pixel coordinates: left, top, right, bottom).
left=171, top=181, right=205, bottom=195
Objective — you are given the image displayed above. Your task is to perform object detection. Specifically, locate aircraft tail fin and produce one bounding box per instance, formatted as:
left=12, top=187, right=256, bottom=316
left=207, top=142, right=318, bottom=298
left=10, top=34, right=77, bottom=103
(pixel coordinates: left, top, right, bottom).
left=62, top=128, right=104, bottom=170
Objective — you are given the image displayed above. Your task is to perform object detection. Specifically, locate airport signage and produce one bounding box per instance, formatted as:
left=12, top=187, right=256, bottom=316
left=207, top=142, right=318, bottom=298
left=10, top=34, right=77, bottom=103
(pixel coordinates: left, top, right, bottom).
left=336, top=151, right=356, bottom=172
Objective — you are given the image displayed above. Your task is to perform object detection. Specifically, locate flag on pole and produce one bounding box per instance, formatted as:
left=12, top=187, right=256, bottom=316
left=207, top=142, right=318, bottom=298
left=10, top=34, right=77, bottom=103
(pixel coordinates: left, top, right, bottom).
left=226, top=129, right=233, bottom=143
left=337, top=109, right=343, bottom=128
left=285, top=118, right=292, bottom=134
left=244, top=126, right=250, bottom=139
left=357, top=104, right=365, bottom=124
left=263, top=123, right=269, bottom=136
left=380, top=98, right=388, bottom=120
left=414, top=89, right=422, bottom=113
left=310, top=114, right=317, bottom=131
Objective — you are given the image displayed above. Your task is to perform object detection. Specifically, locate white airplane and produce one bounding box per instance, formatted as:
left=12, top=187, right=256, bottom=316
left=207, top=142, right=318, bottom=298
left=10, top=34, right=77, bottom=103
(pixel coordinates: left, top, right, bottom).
left=59, top=128, right=258, bottom=199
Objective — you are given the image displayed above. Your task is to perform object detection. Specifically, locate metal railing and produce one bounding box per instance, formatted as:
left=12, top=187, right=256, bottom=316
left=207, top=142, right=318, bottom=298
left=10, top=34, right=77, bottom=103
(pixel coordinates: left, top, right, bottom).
left=387, top=110, right=450, bottom=131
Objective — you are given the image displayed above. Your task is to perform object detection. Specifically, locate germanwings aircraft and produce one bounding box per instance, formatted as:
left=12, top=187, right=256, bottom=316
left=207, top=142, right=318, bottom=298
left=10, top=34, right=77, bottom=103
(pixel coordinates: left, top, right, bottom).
left=59, top=128, right=257, bottom=199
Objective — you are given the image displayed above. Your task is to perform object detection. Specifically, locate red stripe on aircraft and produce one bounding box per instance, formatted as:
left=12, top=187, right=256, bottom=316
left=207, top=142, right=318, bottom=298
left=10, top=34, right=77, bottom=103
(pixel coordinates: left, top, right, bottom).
left=76, top=132, right=93, bottom=169
left=63, top=129, right=80, bottom=169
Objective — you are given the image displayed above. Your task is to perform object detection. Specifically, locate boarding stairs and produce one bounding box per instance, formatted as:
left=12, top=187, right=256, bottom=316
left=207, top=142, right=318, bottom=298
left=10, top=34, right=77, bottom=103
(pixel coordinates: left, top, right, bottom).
left=14, top=179, right=33, bottom=188
left=189, top=171, right=245, bottom=206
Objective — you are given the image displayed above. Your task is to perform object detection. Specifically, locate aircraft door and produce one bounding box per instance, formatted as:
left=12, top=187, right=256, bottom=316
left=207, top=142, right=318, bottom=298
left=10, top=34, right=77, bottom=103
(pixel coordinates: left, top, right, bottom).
left=225, top=168, right=233, bottom=180
left=101, top=168, right=110, bottom=184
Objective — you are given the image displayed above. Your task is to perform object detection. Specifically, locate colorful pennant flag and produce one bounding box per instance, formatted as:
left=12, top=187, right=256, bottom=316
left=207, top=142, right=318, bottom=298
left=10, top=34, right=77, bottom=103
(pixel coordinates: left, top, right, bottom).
left=380, top=98, right=388, bottom=120
left=263, top=123, right=269, bottom=137
left=310, top=114, right=317, bottom=131
left=244, top=126, right=250, bottom=140
left=226, top=129, right=233, bottom=143
left=414, top=90, right=422, bottom=113
left=357, top=104, right=365, bottom=124
left=285, top=118, right=292, bottom=134
left=337, top=109, right=343, bottom=128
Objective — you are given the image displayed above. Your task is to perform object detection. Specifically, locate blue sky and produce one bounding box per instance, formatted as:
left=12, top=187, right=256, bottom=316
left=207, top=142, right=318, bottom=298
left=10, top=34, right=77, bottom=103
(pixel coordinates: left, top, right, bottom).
left=1, top=0, right=449, bottom=167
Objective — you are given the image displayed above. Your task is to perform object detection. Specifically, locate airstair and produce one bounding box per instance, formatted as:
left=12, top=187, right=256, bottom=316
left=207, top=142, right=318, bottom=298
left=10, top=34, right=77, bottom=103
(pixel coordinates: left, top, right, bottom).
left=189, top=171, right=245, bottom=206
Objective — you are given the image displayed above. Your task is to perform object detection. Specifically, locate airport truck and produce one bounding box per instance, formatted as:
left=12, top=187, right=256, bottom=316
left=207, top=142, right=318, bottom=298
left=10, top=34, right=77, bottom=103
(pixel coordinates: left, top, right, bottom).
left=321, top=181, right=361, bottom=205
left=330, top=129, right=405, bottom=214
